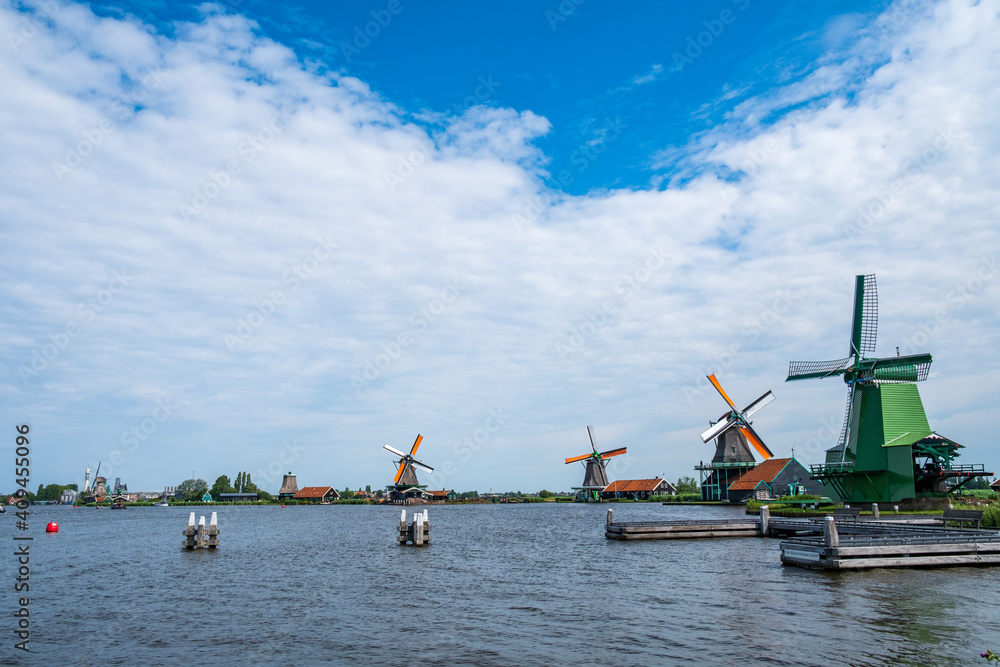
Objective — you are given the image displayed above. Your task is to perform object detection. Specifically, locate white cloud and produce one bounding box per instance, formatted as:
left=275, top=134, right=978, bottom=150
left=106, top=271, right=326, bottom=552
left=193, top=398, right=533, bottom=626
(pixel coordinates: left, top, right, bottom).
left=1, top=0, right=998, bottom=493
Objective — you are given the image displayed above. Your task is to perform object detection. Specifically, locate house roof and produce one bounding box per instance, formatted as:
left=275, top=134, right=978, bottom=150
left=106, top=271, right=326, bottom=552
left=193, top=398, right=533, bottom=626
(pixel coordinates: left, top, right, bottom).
left=424, top=490, right=452, bottom=497
left=293, top=486, right=335, bottom=499
left=728, top=458, right=793, bottom=491
left=991, top=478, right=1000, bottom=489
left=604, top=478, right=669, bottom=493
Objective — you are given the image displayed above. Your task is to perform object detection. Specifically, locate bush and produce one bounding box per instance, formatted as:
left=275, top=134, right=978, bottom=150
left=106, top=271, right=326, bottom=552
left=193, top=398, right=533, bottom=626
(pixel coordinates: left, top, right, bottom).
left=658, top=493, right=703, bottom=503
left=962, top=490, right=1000, bottom=500
left=983, top=502, right=1000, bottom=528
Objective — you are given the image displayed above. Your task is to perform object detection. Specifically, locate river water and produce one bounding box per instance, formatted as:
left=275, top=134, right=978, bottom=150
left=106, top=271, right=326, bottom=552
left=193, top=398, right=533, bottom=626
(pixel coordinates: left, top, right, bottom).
left=8, top=502, right=1000, bottom=665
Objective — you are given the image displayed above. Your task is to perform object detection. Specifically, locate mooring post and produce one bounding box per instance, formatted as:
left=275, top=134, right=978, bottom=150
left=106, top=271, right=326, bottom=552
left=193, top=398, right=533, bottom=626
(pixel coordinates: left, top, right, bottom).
left=208, top=512, right=219, bottom=548
left=872, top=503, right=880, bottom=519
left=894, top=505, right=899, bottom=514
left=607, top=508, right=613, bottom=526
left=824, top=516, right=839, bottom=548
left=413, top=512, right=424, bottom=546
left=760, top=505, right=770, bottom=537
left=196, top=516, right=207, bottom=549
left=183, top=512, right=196, bottom=548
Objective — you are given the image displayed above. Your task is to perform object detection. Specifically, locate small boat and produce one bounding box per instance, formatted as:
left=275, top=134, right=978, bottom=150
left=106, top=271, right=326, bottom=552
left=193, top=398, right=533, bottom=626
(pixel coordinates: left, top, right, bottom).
left=154, top=489, right=170, bottom=507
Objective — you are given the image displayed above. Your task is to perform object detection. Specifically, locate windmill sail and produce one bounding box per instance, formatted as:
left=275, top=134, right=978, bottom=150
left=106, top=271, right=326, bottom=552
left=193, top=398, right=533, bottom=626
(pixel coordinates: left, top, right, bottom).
left=701, top=375, right=774, bottom=460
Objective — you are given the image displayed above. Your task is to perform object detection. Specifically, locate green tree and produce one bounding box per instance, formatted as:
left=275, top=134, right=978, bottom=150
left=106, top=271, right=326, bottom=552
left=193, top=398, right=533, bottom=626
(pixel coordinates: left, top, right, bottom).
left=233, top=472, right=243, bottom=493
left=256, top=489, right=274, bottom=502
left=210, top=475, right=234, bottom=499
left=365, top=484, right=371, bottom=494
left=341, top=487, right=355, bottom=499
left=965, top=476, right=991, bottom=491
left=178, top=478, right=209, bottom=501
left=538, top=489, right=553, bottom=498
left=675, top=476, right=699, bottom=494
left=34, top=483, right=75, bottom=501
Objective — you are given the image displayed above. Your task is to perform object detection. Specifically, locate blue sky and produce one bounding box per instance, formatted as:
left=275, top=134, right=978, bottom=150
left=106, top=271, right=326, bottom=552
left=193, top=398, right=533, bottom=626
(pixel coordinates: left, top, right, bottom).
left=1, top=0, right=998, bottom=494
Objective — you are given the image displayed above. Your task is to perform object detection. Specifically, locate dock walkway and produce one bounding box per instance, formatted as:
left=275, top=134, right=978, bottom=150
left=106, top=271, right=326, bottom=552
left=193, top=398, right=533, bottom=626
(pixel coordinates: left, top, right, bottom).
left=604, top=508, right=1000, bottom=570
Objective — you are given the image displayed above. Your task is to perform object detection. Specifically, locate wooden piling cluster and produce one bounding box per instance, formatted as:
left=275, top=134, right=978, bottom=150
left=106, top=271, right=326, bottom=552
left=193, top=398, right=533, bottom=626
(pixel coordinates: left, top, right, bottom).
left=397, top=509, right=431, bottom=546
left=183, top=511, right=220, bottom=549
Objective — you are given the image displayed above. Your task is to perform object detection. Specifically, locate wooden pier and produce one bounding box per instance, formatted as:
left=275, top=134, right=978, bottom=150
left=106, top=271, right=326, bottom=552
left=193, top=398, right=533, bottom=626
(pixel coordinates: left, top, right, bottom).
left=398, top=509, right=431, bottom=546
left=606, top=507, right=1000, bottom=570
left=780, top=516, right=1000, bottom=569
left=604, top=509, right=760, bottom=540
left=183, top=512, right=219, bottom=549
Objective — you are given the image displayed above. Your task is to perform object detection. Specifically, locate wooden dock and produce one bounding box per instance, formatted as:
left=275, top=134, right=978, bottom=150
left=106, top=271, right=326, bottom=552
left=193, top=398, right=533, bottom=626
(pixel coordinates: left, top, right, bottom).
left=780, top=516, right=1000, bottom=569
left=605, top=508, right=1000, bottom=569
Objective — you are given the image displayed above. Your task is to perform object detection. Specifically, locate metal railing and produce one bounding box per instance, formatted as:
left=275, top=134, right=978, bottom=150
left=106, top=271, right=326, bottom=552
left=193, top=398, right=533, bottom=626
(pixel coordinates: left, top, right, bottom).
left=809, top=462, right=855, bottom=475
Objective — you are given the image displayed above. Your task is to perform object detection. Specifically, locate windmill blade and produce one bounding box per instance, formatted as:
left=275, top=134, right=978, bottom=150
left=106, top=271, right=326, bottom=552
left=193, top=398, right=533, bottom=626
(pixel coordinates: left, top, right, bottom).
left=393, top=460, right=407, bottom=484
left=599, top=447, right=627, bottom=460
left=565, top=453, right=592, bottom=464
left=706, top=374, right=738, bottom=409
left=742, top=390, right=775, bottom=419
left=738, top=424, right=773, bottom=460
left=786, top=357, right=852, bottom=381
left=383, top=444, right=408, bottom=459
left=410, top=459, right=434, bottom=473
left=586, top=425, right=599, bottom=454
left=835, top=382, right=856, bottom=460
left=409, top=434, right=424, bottom=456
left=857, top=353, right=933, bottom=383
left=700, top=418, right=736, bottom=443
left=849, top=274, right=878, bottom=358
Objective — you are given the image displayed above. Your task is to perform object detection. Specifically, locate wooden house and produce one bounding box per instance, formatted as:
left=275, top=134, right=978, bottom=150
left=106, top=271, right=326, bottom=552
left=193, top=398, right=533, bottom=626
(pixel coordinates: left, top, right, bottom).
left=724, top=457, right=819, bottom=503
left=217, top=492, right=259, bottom=503
left=292, top=486, right=340, bottom=503
left=423, top=489, right=456, bottom=502
left=601, top=478, right=676, bottom=500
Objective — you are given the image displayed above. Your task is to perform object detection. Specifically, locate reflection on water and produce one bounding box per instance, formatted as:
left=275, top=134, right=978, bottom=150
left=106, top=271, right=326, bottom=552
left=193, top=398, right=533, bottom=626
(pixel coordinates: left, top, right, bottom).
left=20, top=503, right=1000, bottom=666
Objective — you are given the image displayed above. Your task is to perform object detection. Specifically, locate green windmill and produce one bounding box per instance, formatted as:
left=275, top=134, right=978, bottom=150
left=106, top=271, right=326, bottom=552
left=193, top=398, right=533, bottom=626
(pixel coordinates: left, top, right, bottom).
left=786, top=274, right=991, bottom=503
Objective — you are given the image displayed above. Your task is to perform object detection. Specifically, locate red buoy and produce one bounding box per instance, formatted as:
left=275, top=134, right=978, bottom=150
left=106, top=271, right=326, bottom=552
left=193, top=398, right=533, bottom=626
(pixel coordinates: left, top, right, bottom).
left=46, top=522, right=59, bottom=533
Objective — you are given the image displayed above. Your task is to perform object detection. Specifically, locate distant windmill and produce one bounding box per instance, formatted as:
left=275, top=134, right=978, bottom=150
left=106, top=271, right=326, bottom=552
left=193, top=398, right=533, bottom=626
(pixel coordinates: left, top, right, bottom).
left=700, top=374, right=775, bottom=461
left=564, top=426, right=626, bottom=502
left=782, top=274, right=993, bottom=503
left=694, top=374, right=775, bottom=501
left=383, top=434, right=434, bottom=502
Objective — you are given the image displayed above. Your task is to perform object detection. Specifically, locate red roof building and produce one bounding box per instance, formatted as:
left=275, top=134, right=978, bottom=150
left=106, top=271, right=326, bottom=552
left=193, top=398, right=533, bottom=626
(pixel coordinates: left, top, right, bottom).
left=292, top=486, right=340, bottom=502
left=601, top=478, right=676, bottom=500
left=725, top=457, right=818, bottom=502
